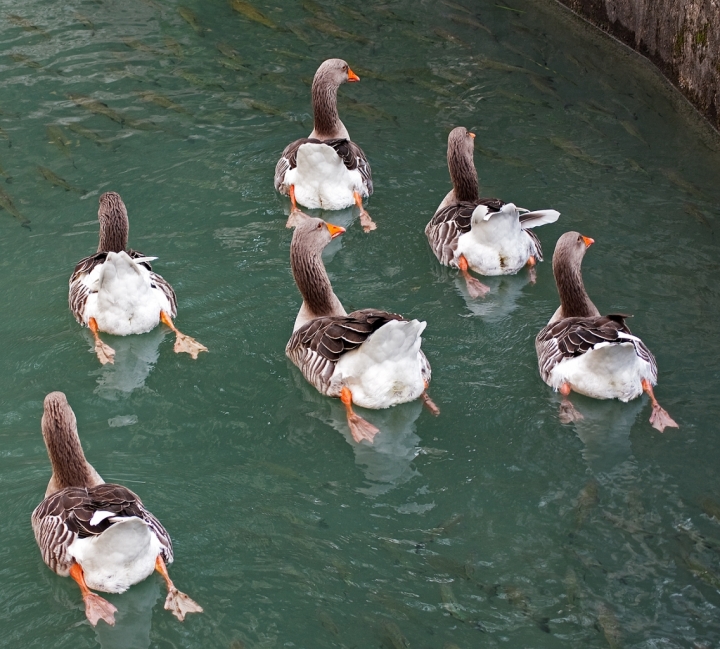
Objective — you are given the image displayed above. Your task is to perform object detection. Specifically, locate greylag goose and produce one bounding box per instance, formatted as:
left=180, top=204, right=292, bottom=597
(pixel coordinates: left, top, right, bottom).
left=69, top=192, right=207, bottom=365
left=425, top=126, right=559, bottom=297
left=535, top=232, right=678, bottom=432
left=274, top=58, right=375, bottom=232
left=285, top=215, right=438, bottom=443
left=31, top=392, right=203, bottom=626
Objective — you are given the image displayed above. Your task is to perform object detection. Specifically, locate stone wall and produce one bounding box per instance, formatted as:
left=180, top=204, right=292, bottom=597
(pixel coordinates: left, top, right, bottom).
left=554, top=0, right=720, bottom=132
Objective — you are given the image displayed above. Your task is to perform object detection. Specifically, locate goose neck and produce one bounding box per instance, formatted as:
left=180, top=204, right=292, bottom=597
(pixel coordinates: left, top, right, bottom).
left=448, top=146, right=479, bottom=203
left=290, top=242, right=342, bottom=319
left=311, top=78, right=341, bottom=139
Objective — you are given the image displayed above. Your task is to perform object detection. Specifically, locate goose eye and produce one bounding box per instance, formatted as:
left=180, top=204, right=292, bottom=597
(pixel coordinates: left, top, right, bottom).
left=317, top=223, right=322, bottom=229
left=343, top=65, right=348, bottom=72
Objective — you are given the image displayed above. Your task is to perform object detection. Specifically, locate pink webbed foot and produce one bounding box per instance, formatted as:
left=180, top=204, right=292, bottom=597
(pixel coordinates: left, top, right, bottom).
left=94, top=339, right=115, bottom=365
left=353, top=191, right=376, bottom=233
left=527, top=255, right=537, bottom=285
left=559, top=400, right=584, bottom=423
left=649, top=404, right=679, bottom=433
left=457, top=254, right=490, bottom=298
left=173, top=332, right=208, bottom=359
left=421, top=391, right=440, bottom=416
left=83, top=592, right=117, bottom=627
left=164, top=587, right=204, bottom=622
left=347, top=411, right=380, bottom=443
left=341, top=386, right=380, bottom=443
left=642, top=378, right=678, bottom=433
left=558, top=384, right=583, bottom=423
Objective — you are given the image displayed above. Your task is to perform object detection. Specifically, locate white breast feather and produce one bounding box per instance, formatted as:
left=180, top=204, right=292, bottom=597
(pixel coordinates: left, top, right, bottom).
left=285, top=143, right=362, bottom=210
left=548, top=341, right=654, bottom=401
left=68, top=516, right=162, bottom=593
left=82, top=251, right=172, bottom=336
left=330, top=320, right=427, bottom=409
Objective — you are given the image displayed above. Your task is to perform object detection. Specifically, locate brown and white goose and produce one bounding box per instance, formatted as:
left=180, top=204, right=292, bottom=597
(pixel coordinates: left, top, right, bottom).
left=31, top=392, right=203, bottom=627
left=274, top=58, right=375, bottom=232
left=425, top=127, right=559, bottom=297
left=285, top=215, right=438, bottom=443
left=69, top=192, right=207, bottom=365
left=535, top=232, right=678, bottom=432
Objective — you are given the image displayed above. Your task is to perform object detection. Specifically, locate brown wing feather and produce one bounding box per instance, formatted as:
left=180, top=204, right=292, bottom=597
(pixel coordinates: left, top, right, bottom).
left=425, top=198, right=504, bottom=267
left=286, top=309, right=405, bottom=395
left=31, top=484, right=173, bottom=575
left=535, top=314, right=657, bottom=383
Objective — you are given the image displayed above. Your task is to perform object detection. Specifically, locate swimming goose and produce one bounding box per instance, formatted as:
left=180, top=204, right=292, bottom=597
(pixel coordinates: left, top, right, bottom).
left=31, top=392, right=203, bottom=627
left=425, top=127, right=559, bottom=297
left=535, top=232, right=678, bottom=432
left=69, top=192, right=207, bottom=365
left=285, top=215, right=438, bottom=443
left=274, top=58, right=375, bottom=232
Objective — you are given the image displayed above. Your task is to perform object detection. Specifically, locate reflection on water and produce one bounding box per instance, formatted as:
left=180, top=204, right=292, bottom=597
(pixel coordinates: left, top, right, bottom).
left=94, top=578, right=160, bottom=649
left=89, top=327, right=167, bottom=400
left=324, top=399, right=423, bottom=497
left=290, top=367, right=424, bottom=496
left=568, top=395, right=645, bottom=476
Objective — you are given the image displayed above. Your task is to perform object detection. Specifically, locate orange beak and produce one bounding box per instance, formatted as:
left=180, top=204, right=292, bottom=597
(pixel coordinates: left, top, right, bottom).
left=581, top=235, right=595, bottom=247
left=347, top=68, right=360, bottom=82
left=326, top=223, right=346, bottom=239
left=469, top=132, right=476, bottom=139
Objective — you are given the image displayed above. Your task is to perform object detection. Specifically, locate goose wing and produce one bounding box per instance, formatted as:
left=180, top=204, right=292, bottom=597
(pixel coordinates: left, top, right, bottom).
left=274, top=137, right=373, bottom=195
left=32, top=483, right=173, bottom=574
left=425, top=198, right=503, bottom=266
left=286, top=309, right=405, bottom=394
left=535, top=314, right=656, bottom=383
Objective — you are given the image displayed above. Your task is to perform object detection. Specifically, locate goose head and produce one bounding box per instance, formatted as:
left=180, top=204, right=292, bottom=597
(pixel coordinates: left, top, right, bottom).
left=41, top=392, right=104, bottom=497
left=97, top=191, right=129, bottom=254
left=447, top=126, right=479, bottom=203
left=313, top=58, right=359, bottom=90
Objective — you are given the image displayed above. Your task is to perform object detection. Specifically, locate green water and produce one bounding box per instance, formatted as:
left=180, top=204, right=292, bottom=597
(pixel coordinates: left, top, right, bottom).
left=2, top=0, right=720, bottom=647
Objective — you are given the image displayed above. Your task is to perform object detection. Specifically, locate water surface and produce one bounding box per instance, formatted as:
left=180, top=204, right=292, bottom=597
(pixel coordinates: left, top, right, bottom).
left=2, top=0, right=720, bottom=647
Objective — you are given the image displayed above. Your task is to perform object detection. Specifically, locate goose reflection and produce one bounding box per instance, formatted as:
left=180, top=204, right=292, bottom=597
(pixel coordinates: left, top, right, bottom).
left=93, top=577, right=160, bottom=649
left=433, top=263, right=532, bottom=323
left=559, top=394, right=645, bottom=476
left=89, top=328, right=167, bottom=400
left=289, top=367, right=424, bottom=496
left=325, top=399, right=424, bottom=497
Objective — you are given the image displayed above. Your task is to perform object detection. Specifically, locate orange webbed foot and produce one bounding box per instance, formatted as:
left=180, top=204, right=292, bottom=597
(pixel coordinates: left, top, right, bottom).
left=83, top=592, right=117, bottom=627
left=164, top=588, right=204, bottom=622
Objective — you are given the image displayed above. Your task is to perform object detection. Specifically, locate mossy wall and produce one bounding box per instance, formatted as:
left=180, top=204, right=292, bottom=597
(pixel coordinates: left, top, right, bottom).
left=554, top=0, right=720, bottom=131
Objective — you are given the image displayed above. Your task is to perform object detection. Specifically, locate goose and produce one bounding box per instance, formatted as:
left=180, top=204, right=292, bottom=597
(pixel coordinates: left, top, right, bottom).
left=425, top=126, right=559, bottom=297
left=285, top=214, right=438, bottom=443
left=274, top=58, right=375, bottom=232
left=535, top=232, right=678, bottom=432
left=69, top=191, right=207, bottom=365
left=31, top=392, right=203, bottom=627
